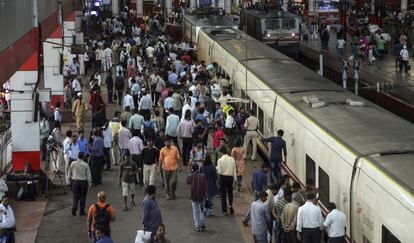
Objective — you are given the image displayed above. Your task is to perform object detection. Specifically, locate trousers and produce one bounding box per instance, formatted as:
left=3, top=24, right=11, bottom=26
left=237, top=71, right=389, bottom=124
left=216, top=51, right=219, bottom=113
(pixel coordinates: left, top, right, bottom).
left=72, top=180, right=88, bottom=212
left=191, top=200, right=205, bottom=227
left=302, top=228, right=321, bottom=243
left=103, top=147, right=111, bottom=169
left=163, top=169, right=178, bottom=195
left=219, top=175, right=234, bottom=213
left=285, top=230, right=298, bottom=243
left=132, top=154, right=143, bottom=184
left=143, top=164, right=156, bottom=186
left=243, top=131, right=258, bottom=160
left=111, top=141, right=120, bottom=165
left=181, top=137, right=192, bottom=165
left=90, top=156, right=104, bottom=185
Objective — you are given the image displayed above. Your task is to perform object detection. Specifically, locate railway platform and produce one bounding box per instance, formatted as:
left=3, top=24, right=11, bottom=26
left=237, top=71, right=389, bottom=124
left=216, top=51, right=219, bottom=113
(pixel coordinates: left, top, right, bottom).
left=25, top=71, right=265, bottom=243
left=299, top=34, right=414, bottom=122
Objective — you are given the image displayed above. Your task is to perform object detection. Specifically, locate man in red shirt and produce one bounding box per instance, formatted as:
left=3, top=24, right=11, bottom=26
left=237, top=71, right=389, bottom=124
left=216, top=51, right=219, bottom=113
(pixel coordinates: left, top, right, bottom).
left=212, top=121, right=224, bottom=165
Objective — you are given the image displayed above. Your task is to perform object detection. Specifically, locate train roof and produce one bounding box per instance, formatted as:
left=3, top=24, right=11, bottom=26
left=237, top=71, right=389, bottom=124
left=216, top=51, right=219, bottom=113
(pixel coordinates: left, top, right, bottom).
left=183, top=14, right=238, bottom=28
left=202, top=27, right=414, bottom=194
left=241, top=9, right=299, bottom=19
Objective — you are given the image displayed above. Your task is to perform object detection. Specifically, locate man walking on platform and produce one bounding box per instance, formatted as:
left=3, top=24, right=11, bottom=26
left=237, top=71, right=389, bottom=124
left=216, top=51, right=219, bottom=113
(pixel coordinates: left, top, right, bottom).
left=216, top=146, right=237, bottom=215
left=243, top=109, right=259, bottom=161
left=129, top=130, right=144, bottom=185
left=261, top=129, right=287, bottom=183
left=90, top=130, right=105, bottom=186
left=72, top=92, right=87, bottom=130
left=158, top=137, right=181, bottom=200
left=109, top=112, right=121, bottom=166
left=142, top=185, right=163, bottom=235
left=186, top=163, right=208, bottom=232
left=67, top=152, right=92, bottom=216
left=141, top=139, right=159, bottom=187
left=119, top=153, right=137, bottom=211
left=88, top=191, right=116, bottom=243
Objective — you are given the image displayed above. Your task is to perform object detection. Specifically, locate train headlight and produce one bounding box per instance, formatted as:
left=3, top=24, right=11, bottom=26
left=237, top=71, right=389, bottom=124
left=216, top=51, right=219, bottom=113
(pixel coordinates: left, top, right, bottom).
left=267, top=33, right=271, bottom=37
left=291, top=33, right=295, bottom=37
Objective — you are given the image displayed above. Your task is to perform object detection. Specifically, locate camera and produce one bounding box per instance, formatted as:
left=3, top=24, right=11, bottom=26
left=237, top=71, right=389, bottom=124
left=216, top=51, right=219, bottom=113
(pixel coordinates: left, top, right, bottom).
left=46, top=135, right=57, bottom=152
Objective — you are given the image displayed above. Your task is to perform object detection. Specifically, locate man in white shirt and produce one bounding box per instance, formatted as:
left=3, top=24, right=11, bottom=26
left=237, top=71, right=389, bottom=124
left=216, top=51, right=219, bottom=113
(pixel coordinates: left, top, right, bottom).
left=216, top=146, right=237, bottom=215
left=224, top=109, right=237, bottom=151
left=323, top=202, right=346, bottom=243
left=123, top=90, right=135, bottom=111
left=296, top=193, right=323, bottom=243
left=95, top=46, right=104, bottom=72
left=181, top=98, right=193, bottom=120
left=71, top=77, right=81, bottom=100
left=145, top=45, right=155, bottom=70
left=336, top=36, right=346, bottom=57
left=400, top=45, right=409, bottom=72
left=103, top=46, right=113, bottom=72
left=0, top=196, right=16, bottom=242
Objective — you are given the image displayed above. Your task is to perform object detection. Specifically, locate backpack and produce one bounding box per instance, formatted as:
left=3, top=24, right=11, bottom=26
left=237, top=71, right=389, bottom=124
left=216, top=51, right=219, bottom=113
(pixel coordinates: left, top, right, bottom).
left=94, top=204, right=111, bottom=232
left=143, top=121, right=156, bottom=140
left=16, top=181, right=38, bottom=201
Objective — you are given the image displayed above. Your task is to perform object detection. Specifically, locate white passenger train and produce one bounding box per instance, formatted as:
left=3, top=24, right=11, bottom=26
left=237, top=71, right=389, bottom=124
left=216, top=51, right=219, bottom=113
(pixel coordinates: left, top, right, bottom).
left=196, top=27, right=414, bottom=243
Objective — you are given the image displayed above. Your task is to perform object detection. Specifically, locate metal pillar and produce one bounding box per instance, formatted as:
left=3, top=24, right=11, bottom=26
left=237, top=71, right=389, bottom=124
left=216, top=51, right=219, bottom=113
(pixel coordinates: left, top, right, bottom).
left=136, top=0, right=143, bottom=18
left=166, top=0, right=172, bottom=18
left=354, top=60, right=360, bottom=95
left=112, top=0, right=119, bottom=17
left=224, top=0, right=231, bottom=16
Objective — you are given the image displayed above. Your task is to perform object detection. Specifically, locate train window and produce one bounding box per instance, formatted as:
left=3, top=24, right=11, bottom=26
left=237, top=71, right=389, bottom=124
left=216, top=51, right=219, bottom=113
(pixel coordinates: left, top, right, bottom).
left=282, top=18, right=296, bottom=30
left=245, top=95, right=250, bottom=110
left=258, top=108, right=264, bottom=132
left=265, top=18, right=280, bottom=30
left=382, top=226, right=401, bottom=243
left=318, top=167, right=330, bottom=206
left=252, top=102, right=257, bottom=116
left=305, top=155, right=316, bottom=186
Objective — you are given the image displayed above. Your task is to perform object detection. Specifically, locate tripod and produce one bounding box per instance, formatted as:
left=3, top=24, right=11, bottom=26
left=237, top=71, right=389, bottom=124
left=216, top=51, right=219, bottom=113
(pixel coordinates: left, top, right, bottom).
left=44, top=146, right=66, bottom=198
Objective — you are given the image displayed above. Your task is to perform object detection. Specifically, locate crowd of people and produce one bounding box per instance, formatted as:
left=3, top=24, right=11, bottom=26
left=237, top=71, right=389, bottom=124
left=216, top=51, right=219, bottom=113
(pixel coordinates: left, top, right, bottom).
left=32, top=5, right=351, bottom=243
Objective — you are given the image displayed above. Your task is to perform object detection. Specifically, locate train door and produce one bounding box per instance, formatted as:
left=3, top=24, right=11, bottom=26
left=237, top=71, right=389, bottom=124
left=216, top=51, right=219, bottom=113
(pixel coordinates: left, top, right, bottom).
left=351, top=162, right=377, bottom=243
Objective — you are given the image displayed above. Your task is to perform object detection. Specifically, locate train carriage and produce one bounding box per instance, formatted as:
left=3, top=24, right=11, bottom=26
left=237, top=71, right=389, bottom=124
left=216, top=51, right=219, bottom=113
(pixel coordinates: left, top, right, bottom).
left=239, top=9, right=300, bottom=46
left=197, top=27, right=414, bottom=243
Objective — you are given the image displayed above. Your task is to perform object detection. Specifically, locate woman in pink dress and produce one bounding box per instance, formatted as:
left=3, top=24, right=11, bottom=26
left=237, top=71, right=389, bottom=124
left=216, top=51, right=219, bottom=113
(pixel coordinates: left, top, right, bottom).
left=231, top=138, right=246, bottom=192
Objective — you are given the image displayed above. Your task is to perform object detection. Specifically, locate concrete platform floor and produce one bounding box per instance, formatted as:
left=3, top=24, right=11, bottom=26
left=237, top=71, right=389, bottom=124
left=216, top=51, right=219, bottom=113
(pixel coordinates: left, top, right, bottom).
left=32, top=71, right=264, bottom=243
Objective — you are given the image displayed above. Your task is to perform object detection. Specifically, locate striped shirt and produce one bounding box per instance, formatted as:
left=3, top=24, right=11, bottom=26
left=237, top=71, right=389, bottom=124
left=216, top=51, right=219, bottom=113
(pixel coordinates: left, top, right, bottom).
left=186, top=172, right=207, bottom=202
left=274, top=198, right=289, bottom=222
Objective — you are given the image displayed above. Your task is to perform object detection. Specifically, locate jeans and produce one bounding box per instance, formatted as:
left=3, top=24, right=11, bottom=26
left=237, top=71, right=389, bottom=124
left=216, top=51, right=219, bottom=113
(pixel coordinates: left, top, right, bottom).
left=270, top=160, right=281, bottom=183
left=163, top=169, right=178, bottom=195
left=120, top=148, right=129, bottom=160
left=181, top=137, right=192, bottom=165
left=219, top=175, right=234, bottom=213
left=205, top=196, right=215, bottom=217
left=191, top=200, right=205, bottom=227
left=72, top=180, right=88, bottom=212
left=143, top=164, right=156, bottom=186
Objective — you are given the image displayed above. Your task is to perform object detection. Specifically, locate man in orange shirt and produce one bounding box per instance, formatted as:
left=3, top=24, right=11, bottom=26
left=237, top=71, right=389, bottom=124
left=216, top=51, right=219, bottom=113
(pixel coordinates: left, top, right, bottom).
left=157, top=137, right=181, bottom=200
left=87, top=191, right=116, bottom=242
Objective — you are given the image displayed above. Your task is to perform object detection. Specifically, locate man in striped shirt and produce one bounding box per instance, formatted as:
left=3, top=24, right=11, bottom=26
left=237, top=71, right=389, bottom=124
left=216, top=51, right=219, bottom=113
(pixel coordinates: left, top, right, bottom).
left=186, top=163, right=207, bottom=232
left=273, top=189, right=292, bottom=243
